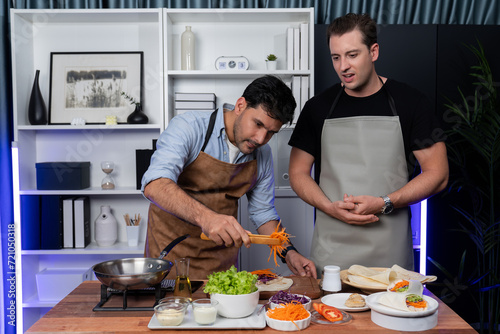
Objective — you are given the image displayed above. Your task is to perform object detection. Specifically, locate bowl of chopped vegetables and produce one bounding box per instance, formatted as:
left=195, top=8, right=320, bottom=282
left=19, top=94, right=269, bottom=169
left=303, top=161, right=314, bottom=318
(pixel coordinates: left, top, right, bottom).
left=269, top=291, right=311, bottom=311
left=265, top=302, right=311, bottom=331
left=204, top=265, right=259, bottom=318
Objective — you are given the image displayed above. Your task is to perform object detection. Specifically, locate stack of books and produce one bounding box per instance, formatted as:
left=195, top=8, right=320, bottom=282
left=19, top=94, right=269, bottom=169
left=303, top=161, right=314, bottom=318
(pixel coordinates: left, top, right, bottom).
left=286, top=23, right=309, bottom=71
left=174, top=92, right=217, bottom=115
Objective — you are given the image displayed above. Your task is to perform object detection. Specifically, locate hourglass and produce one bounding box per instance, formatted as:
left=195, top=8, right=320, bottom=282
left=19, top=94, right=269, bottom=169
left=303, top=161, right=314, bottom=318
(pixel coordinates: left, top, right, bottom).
left=101, top=161, right=115, bottom=189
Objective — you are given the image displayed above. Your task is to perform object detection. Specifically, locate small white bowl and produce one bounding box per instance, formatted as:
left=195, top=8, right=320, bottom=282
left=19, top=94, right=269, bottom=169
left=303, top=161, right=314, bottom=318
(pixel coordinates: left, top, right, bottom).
left=210, top=290, right=259, bottom=318
left=269, top=294, right=312, bottom=311
left=265, top=311, right=312, bottom=331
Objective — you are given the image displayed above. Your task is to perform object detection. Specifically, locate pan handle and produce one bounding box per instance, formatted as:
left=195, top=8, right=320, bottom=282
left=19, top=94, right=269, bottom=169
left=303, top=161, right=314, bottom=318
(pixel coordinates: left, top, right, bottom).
left=158, top=234, right=190, bottom=259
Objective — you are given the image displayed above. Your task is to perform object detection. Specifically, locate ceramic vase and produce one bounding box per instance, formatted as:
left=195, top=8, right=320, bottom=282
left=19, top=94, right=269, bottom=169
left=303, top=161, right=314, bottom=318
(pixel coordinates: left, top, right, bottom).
left=94, top=205, right=118, bottom=247
left=181, top=26, right=195, bottom=70
left=28, top=69, right=48, bottom=125
left=127, top=104, right=148, bottom=124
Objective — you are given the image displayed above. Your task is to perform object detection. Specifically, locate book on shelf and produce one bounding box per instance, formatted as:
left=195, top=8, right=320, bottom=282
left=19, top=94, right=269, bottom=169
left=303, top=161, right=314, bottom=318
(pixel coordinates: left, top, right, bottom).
left=291, top=76, right=301, bottom=123
left=175, top=100, right=216, bottom=110
left=21, top=195, right=41, bottom=250
left=40, top=195, right=64, bottom=249
left=62, top=197, right=75, bottom=248
left=73, top=196, right=90, bottom=248
left=300, top=76, right=309, bottom=112
left=175, top=92, right=216, bottom=101
left=293, top=27, right=300, bottom=70
left=286, top=27, right=294, bottom=70
left=300, top=22, right=309, bottom=70
left=176, top=109, right=215, bottom=116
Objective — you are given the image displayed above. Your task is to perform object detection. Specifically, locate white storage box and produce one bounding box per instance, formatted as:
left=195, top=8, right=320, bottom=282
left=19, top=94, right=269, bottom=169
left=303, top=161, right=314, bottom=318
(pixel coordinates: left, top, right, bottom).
left=36, top=268, right=91, bottom=302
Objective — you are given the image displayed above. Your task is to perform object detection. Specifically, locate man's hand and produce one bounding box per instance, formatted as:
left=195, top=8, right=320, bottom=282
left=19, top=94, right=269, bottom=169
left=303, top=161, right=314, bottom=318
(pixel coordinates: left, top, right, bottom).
left=201, top=213, right=251, bottom=249
left=285, top=250, right=317, bottom=278
left=322, top=194, right=379, bottom=225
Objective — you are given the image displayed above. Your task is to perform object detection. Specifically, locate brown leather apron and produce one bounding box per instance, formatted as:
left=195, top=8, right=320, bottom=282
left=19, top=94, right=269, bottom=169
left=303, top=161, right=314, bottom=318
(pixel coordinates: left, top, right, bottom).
left=145, top=110, right=258, bottom=279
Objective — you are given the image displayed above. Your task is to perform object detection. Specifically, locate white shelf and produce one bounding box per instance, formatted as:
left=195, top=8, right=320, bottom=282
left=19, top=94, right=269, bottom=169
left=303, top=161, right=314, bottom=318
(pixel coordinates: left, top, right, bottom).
left=20, top=187, right=143, bottom=195
left=17, top=124, right=162, bottom=131
left=167, top=70, right=311, bottom=79
left=22, top=242, right=145, bottom=256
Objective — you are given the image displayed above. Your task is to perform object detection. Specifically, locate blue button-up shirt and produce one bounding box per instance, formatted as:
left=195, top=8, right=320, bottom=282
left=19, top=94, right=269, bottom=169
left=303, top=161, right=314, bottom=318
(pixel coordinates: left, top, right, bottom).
left=142, top=104, right=280, bottom=229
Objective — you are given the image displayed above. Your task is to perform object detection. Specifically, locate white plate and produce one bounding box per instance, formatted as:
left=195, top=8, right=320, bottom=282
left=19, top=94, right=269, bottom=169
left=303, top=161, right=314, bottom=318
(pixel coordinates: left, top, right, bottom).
left=321, top=293, right=369, bottom=312
left=148, top=305, right=266, bottom=329
left=365, top=292, right=438, bottom=318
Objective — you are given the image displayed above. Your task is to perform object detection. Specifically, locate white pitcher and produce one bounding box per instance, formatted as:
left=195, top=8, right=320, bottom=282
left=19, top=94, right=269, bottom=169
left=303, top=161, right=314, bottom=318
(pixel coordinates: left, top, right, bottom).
left=94, top=205, right=118, bottom=247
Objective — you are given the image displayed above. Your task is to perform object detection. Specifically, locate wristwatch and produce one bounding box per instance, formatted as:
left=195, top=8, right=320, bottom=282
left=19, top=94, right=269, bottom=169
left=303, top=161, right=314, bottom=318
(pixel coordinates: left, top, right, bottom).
left=279, top=245, right=298, bottom=263
left=380, top=195, right=394, bottom=214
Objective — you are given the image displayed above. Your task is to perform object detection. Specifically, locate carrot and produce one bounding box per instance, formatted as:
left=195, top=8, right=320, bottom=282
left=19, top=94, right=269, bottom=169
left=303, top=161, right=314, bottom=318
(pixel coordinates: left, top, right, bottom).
left=390, top=280, right=409, bottom=292
left=266, top=302, right=310, bottom=329
left=267, top=222, right=291, bottom=267
left=251, top=268, right=278, bottom=278
left=407, top=300, right=427, bottom=308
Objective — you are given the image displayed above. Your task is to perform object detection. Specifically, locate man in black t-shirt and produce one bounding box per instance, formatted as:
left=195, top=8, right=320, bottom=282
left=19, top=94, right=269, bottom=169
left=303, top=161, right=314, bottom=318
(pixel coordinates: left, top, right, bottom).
left=288, top=13, right=449, bottom=274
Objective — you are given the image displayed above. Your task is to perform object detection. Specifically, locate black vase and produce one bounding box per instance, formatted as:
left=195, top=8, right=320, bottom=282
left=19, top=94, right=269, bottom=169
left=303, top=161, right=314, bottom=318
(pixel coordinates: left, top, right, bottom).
left=127, top=104, right=149, bottom=124
left=28, top=70, right=48, bottom=125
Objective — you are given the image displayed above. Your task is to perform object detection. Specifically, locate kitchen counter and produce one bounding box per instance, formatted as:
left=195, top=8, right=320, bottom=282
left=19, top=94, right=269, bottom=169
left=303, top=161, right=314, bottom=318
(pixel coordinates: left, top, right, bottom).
left=27, top=280, right=476, bottom=333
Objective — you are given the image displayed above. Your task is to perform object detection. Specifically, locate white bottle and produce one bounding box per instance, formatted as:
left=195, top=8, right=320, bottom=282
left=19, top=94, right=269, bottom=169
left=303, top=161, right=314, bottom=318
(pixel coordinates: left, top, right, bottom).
left=322, top=265, right=342, bottom=292
left=94, top=205, right=118, bottom=247
left=181, top=26, right=195, bottom=70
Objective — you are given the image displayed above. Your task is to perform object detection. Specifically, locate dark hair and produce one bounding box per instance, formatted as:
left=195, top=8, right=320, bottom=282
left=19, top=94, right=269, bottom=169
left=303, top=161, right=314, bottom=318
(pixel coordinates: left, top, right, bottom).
left=242, top=75, right=296, bottom=125
left=326, top=13, right=378, bottom=49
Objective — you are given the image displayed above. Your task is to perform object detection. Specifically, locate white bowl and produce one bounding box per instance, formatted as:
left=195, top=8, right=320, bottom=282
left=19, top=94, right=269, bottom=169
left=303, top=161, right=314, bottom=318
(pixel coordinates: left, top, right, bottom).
left=210, top=290, right=259, bottom=318
left=265, top=311, right=312, bottom=331
left=269, top=294, right=312, bottom=311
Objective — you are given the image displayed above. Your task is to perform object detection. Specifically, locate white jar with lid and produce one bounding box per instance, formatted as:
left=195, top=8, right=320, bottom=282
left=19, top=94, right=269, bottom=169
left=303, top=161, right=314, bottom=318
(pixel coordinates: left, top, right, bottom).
left=322, top=265, right=342, bottom=292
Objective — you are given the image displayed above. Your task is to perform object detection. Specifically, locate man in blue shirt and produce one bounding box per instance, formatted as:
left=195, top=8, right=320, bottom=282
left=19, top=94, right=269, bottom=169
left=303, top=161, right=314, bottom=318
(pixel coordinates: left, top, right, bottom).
left=142, top=75, right=317, bottom=279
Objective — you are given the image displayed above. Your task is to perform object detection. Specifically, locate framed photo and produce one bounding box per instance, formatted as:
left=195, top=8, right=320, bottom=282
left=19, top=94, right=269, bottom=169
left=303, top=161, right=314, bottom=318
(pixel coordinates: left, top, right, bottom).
left=49, top=52, right=143, bottom=124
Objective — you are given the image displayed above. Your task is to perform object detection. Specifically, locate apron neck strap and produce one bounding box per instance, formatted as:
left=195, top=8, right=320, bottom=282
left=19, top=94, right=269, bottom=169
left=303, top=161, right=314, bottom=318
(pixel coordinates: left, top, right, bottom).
left=201, top=110, right=219, bottom=152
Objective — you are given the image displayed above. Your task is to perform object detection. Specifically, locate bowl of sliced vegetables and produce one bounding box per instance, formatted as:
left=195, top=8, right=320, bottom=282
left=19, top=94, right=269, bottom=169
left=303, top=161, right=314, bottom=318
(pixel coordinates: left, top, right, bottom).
left=269, top=291, right=311, bottom=311
left=265, top=302, right=311, bottom=331
left=204, top=265, right=259, bottom=318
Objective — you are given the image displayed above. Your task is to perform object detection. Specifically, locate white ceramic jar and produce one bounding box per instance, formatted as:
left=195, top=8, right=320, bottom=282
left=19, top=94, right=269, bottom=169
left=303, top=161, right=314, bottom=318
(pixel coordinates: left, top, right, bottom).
left=322, top=265, right=342, bottom=292
left=94, top=205, right=118, bottom=247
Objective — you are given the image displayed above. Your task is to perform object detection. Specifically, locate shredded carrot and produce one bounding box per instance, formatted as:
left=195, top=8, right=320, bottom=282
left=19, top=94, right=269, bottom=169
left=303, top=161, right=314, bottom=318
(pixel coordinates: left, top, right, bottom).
left=390, top=280, right=409, bottom=292
left=251, top=268, right=278, bottom=278
left=266, top=302, right=310, bottom=329
left=407, top=299, right=427, bottom=309
left=267, top=222, right=291, bottom=267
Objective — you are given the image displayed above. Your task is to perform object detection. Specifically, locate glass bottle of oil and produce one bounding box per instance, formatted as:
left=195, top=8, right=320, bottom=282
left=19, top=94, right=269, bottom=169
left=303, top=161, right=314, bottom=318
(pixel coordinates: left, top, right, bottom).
left=174, top=257, right=192, bottom=300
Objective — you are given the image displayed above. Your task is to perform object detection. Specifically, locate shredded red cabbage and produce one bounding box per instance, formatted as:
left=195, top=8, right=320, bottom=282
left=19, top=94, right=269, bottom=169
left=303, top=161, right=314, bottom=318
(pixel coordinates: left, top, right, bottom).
left=257, top=274, right=278, bottom=284
left=270, top=290, right=310, bottom=305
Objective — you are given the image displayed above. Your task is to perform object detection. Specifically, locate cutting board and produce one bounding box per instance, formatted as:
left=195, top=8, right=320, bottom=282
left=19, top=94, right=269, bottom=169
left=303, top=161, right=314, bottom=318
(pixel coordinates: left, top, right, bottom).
left=258, top=276, right=322, bottom=300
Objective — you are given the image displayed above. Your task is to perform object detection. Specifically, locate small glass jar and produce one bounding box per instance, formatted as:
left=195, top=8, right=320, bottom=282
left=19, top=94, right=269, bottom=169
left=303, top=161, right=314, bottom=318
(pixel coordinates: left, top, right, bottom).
left=192, top=299, right=218, bottom=325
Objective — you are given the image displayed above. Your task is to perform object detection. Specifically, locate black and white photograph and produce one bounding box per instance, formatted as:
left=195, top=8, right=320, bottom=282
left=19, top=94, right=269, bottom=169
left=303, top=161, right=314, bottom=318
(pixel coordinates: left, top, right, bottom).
left=49, top=52, right=143, bottom=124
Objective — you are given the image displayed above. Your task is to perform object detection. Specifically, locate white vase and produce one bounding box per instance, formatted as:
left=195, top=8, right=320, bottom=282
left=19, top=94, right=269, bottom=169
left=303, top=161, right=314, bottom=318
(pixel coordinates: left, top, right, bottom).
left=181, top=26, right=195, bottom=70
left=266, top=60, right=277, bottom=71
left=94, top=205, right=118, bottom=247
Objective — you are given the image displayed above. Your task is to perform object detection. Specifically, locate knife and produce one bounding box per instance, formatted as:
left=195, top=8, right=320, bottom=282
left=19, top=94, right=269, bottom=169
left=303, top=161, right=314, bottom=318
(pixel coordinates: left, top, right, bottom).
left=200, top=232, right=281, bottom=245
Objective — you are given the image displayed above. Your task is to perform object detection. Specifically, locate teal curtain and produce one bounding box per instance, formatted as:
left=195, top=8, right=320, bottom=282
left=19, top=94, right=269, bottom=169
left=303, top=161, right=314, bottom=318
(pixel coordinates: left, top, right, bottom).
left=10, top=0, right=500, bottom=24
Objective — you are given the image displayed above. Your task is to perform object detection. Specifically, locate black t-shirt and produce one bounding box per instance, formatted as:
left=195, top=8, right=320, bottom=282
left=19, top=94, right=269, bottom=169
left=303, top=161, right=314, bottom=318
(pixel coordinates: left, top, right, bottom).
left=288, top=79, right=443, bottom=183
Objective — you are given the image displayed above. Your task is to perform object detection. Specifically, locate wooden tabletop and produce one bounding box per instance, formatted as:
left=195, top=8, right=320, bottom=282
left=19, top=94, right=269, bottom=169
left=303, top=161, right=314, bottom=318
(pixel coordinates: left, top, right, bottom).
left=27, top=280, right=476, bottom=333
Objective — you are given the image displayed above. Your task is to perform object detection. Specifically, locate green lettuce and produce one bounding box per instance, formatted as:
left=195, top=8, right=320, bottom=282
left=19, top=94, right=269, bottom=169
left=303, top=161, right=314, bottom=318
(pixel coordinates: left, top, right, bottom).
left=203, top=265, right=258, bottom=295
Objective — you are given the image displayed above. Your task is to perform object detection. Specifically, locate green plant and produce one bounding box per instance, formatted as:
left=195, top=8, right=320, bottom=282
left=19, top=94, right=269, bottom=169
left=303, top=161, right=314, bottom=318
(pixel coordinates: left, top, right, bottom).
left=443, top=40, right=500, bottom=333
left=121, top=91, right=140, bottom=106
left=266, top=54, right=277, bottom=61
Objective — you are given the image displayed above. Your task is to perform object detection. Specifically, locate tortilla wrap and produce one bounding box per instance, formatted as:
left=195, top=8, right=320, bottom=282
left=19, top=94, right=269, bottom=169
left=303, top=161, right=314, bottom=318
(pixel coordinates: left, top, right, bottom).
left=348, top=265, right=397, bottom=285
left=256, top=277, right=293, bottom=292
left=387, top=279, right=424, bottom=295
left=378, top=292, right=428, bottom=312
left=347, top=275, right=388, bottom=289
left=391, top=264, right=437, bottom=283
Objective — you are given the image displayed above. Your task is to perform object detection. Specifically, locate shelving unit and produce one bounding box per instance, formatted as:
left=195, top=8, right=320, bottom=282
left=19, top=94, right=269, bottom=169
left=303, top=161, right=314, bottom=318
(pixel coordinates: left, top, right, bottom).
left=11, top=8, right=314, bottom=332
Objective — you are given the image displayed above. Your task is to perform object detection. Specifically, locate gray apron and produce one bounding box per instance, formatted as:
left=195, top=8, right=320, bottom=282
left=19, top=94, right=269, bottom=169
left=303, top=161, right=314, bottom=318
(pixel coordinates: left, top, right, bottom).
left=310, top=81, right=414, bottom=273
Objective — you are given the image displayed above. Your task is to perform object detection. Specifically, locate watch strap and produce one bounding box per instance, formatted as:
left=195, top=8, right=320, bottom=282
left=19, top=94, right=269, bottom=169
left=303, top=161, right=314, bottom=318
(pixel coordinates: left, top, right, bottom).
left=279, top=245, right=297, bottom=263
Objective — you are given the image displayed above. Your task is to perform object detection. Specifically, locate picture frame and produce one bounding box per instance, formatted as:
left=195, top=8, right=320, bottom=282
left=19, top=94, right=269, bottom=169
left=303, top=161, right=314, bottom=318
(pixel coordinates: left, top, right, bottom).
left=49, top=52, right=143, bottom=124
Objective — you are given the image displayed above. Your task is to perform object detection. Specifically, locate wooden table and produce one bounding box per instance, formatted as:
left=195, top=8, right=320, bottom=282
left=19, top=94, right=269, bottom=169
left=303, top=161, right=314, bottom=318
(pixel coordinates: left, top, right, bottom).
left=27, top=280, right=476, bottom=333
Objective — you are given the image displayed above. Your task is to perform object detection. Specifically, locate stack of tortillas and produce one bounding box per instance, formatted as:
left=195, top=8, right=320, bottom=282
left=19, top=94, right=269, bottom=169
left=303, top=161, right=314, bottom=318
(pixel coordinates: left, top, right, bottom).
left=345, top=264, right=437, bottom=290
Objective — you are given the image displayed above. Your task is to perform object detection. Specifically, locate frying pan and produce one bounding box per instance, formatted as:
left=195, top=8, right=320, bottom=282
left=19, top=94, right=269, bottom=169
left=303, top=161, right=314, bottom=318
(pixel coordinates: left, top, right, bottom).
left=92, top=234, right=189, bottom=290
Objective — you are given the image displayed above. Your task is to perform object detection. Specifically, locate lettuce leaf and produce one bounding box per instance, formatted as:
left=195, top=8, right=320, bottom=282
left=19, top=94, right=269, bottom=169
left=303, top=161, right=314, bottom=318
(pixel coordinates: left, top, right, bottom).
left=203, top=265, right=258, bottom=295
